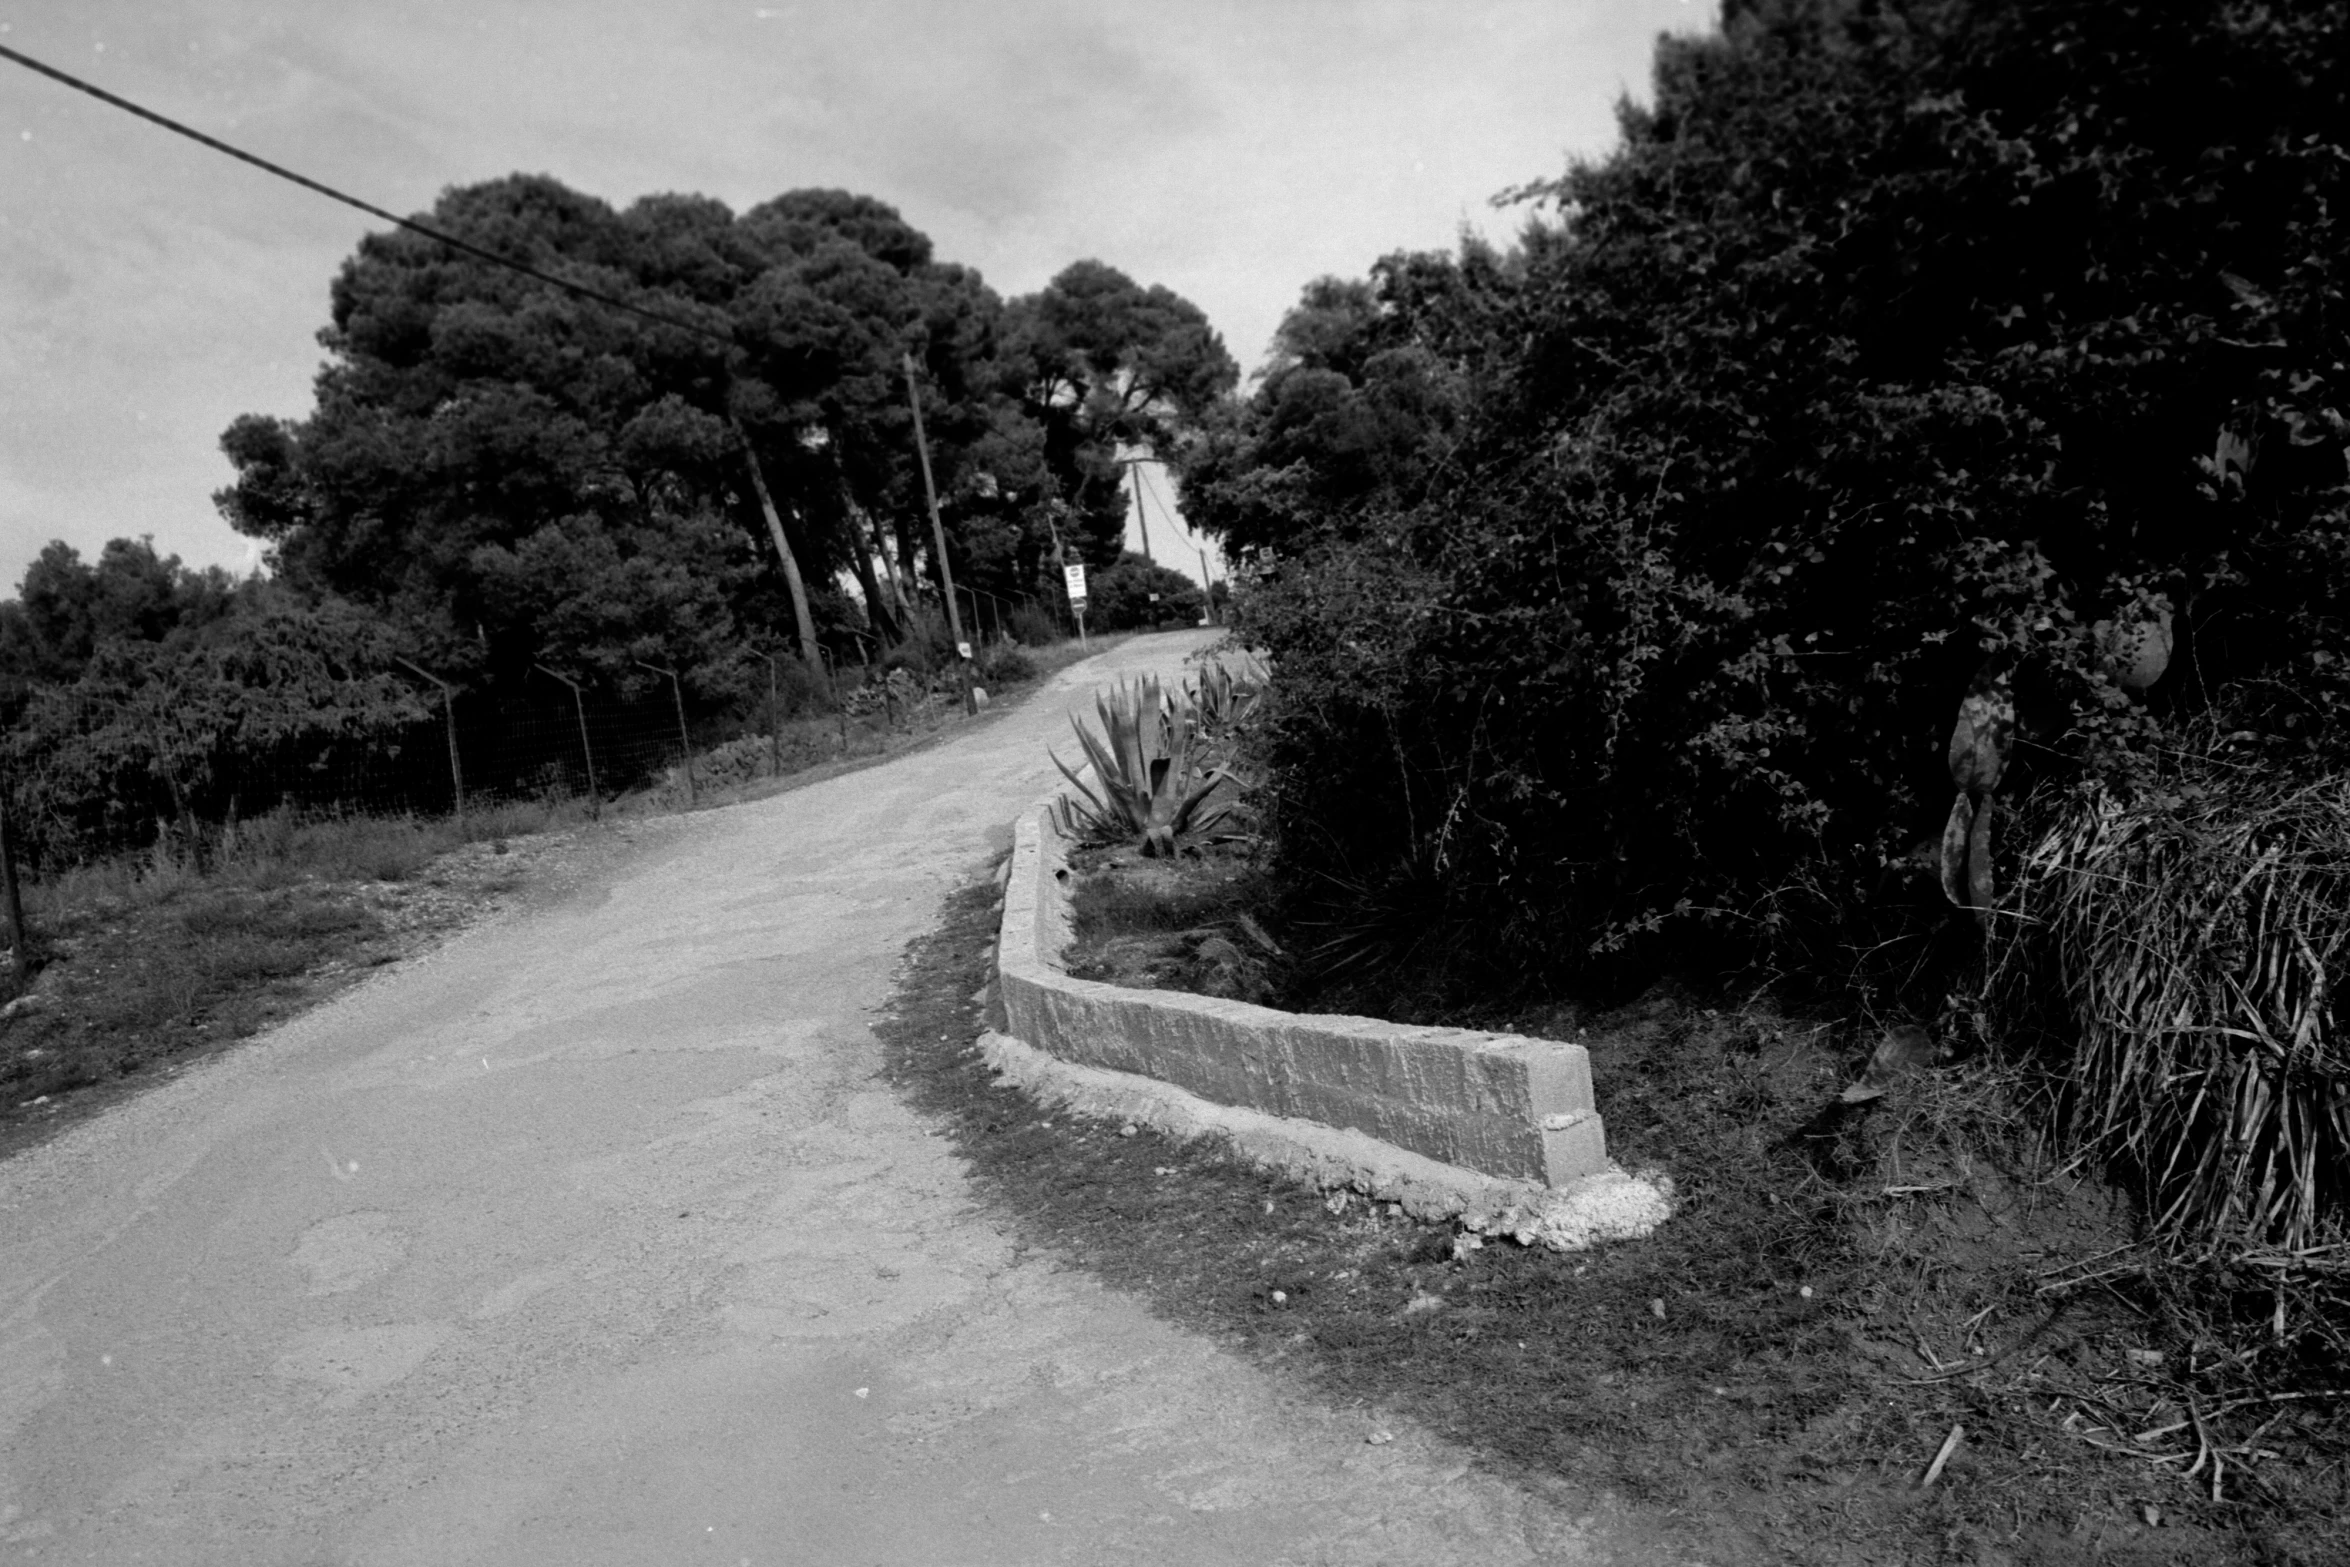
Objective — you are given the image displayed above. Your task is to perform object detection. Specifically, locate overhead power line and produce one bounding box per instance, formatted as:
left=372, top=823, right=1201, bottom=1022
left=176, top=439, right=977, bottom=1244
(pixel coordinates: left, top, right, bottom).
left=0, top=41, right=733, bottom=348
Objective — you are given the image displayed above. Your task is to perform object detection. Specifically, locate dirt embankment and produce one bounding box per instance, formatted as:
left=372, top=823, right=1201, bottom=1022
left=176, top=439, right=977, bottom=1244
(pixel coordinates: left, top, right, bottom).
left=1032, top=817, right=2343, bottom=1563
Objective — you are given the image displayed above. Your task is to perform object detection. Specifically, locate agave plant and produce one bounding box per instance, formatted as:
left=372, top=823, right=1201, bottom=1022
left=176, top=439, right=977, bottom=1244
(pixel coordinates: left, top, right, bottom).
left=1050, top=675, right=1244, bottom=857
left=1182, top=658, right=1265, bottom=752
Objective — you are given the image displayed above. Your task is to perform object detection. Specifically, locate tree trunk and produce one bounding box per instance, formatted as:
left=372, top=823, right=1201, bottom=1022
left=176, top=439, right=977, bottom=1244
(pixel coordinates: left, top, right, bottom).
left=893, top=517, right=926, bottom=614
left=870, top=506, right=917, bottom=624
left=844, top=513, right=900, bottom=645
left=901, top=352, right=970, bottom=660
left=730, top=412, right=822, bottom=672
left=843, top=493, right=908, bottom=643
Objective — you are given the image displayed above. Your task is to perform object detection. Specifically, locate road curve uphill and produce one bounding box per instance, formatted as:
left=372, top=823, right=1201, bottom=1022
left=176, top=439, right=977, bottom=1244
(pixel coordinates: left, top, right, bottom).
left=0, top=630, right=1622, bottom=1566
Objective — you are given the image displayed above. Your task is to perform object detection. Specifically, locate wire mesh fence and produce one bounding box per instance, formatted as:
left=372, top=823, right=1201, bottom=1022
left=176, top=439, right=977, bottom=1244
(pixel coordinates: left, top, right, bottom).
left=0, top=640, right=1031, bottom=878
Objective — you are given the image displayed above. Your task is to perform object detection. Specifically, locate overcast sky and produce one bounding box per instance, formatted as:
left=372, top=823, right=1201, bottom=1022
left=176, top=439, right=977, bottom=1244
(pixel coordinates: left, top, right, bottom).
left=0, top=0, right=1714, bottom=593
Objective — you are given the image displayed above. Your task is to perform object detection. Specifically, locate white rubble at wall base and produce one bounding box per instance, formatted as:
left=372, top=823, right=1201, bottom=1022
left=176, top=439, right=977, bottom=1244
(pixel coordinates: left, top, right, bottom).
left=979, top=1026, right=1674, bottom=1252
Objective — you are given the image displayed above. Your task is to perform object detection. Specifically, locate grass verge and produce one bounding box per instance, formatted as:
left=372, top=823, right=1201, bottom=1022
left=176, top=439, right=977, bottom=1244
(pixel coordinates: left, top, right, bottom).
left=647, top=634, right=1124, bottom=815
left=0, top=801, right=577, bottom=1158
left=880, top=870, right=2350, bottom=1567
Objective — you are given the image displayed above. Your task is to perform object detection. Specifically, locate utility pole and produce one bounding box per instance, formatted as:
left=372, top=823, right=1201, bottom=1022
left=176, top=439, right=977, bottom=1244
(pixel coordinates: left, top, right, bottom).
left=902, top=350, right=976, bottom=716
left=396, top=658, right=465, bottom=830
left=532, top=665, right=599, bottom=816
left=1199, top=545, right=1217, bottom=624
left=1127, top=458, right=1154, bottom=563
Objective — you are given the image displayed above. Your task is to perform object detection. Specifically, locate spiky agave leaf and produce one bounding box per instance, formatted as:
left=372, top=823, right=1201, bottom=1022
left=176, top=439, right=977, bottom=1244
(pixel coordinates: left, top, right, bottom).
left=1183, top=659, right=1264, bottom=752
left=1048, top=674, right=1247, bottom=854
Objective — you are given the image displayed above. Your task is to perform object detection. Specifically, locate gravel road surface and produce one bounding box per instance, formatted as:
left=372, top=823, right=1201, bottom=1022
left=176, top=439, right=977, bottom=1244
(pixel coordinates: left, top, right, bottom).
left=0, top=631, right=1617, bottom=1566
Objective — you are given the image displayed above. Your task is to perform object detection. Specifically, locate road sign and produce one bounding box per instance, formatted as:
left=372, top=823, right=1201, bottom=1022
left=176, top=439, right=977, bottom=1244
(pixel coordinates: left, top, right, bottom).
left=1063, top=563, right=1088, bottom=604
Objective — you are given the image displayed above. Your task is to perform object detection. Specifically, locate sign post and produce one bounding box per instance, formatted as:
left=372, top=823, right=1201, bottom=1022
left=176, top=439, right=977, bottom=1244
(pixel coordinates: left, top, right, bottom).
left=1063, top=562, right=1089, bottom=651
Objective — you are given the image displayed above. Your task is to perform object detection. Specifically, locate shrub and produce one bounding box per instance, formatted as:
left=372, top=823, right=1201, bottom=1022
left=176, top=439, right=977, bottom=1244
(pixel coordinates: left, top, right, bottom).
left=757, top=651, right=837, bottom=718
left=880, top=641, right=934, bottom=678
left=976, top=643, right=1038, bottom=688
left=3, top=599, right=428, bottom=870
left=1006, top=600, right=1065, bottom=647
left=1205, top=0, right=2350, bottom=1006
left=1085, top=553, right=1206, bottom=631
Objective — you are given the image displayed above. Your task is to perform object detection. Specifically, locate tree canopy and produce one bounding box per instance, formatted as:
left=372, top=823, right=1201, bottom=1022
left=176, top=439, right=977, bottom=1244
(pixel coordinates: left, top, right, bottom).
left=1179, top=250, right=1512, bottom=554
left=3, top=178, right=1234, bottom=866
left=213, top=176, right=1233, bottom=693
left=1002, top=259, right=1239, bottom=562
left=0, top=537, right=236, bottom=702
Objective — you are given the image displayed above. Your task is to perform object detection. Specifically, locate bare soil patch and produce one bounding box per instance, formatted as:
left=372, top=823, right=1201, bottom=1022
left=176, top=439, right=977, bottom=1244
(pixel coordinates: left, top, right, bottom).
left=0, top=827, right=563, bottom=1160
left=1060, top=838, right=1288, bottom=1003
left=887, top=864, right=2350, bottom=1565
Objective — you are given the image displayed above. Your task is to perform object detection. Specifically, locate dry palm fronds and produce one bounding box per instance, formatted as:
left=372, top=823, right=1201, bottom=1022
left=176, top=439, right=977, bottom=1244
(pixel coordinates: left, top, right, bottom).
left=1992, top=759, right=2350, bottom=1256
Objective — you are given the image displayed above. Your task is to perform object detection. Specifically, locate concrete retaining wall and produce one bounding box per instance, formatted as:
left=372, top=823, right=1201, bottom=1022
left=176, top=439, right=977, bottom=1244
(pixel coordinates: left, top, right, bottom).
left=977, top=1028, right=1562, bottom=1224
left=993, top=807, right=1612, bottom=1189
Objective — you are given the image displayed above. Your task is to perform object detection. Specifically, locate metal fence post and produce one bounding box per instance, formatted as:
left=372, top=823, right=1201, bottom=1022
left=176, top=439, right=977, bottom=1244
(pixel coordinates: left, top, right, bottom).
left=817, top=647, right=848, bottom=753
left=757, top=650, right=782, bottom=777
left=531, top=665, right=599, bottom=817
left=634, top=660, right=694, bottom=804
left=0, top=762, right=32, bottom=986
left=395, top=658, right=465, bottom=830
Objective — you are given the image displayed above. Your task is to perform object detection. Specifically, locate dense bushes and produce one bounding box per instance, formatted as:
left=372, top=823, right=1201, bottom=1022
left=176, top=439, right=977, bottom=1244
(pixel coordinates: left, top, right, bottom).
left=3, top=587, right=427, bottom=870
left=1192, top=0, right=2350, bottom=1007
left=974, top=642, right=1037, bottom=688
left=1083, top=552, right=1205, bottom=631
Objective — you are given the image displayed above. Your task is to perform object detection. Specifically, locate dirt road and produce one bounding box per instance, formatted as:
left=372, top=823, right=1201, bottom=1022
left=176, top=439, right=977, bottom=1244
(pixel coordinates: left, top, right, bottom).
left=0, top=631, right=1617, bottom=1566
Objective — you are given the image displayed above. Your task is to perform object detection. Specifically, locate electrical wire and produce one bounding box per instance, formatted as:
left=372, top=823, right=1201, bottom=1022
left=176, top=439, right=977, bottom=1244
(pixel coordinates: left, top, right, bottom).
left=0, top=40, right=734, bottom=349
left=1134, top=458, right=1201, bottom=557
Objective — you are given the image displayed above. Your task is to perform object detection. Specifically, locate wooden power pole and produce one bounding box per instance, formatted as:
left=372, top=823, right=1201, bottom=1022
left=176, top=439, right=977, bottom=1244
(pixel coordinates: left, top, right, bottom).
left=1127, top=458, right=1154, bottom=563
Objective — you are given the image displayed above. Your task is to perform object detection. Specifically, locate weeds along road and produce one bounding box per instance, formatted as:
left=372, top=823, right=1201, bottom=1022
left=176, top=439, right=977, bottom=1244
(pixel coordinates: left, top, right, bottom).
left=0, top=629, right=1618, bottom=1567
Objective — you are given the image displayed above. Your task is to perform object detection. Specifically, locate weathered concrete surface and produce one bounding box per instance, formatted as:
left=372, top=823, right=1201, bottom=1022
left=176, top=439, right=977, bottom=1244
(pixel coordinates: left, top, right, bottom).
left=979, top=1028, right=1558, bottom=1222
left=0, top=631, right=1639, bottom=1567
left=977, top=1030, right=1675, bottom=1253
left=1000, top=807, right=1610, bottom=1186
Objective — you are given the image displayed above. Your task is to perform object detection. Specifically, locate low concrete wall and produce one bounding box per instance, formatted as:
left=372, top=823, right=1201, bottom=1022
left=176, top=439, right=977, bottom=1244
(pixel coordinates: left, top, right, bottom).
left=993, top=807, right=1611, bottom=1189
left=977, top=1028, right=1558, bottom=1223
